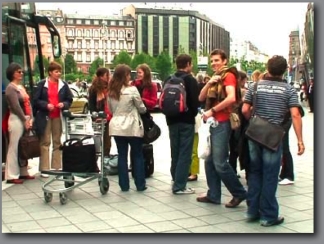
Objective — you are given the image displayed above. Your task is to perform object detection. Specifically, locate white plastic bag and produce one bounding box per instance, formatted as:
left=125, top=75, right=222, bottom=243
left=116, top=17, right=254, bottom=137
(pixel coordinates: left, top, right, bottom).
left=198, top=120, right=211, bottom=159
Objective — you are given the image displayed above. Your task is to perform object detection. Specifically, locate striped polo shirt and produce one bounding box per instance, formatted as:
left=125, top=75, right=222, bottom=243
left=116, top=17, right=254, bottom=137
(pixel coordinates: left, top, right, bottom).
left=244, top=80, right=300, bottom=125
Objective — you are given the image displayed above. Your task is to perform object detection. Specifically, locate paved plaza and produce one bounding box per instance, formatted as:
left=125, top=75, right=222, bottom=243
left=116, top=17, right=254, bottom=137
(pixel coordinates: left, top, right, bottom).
left=2, top=108, right=314, bottom=233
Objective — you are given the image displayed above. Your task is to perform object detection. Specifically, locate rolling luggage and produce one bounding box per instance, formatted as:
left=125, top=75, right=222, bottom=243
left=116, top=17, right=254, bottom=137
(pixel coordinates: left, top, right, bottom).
left=130, top=143, right=154, bottom=178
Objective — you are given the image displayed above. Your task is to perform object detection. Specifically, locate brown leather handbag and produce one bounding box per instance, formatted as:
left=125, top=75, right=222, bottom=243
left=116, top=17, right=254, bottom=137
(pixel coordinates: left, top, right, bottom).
left=18, top=130, right=40, bottom=160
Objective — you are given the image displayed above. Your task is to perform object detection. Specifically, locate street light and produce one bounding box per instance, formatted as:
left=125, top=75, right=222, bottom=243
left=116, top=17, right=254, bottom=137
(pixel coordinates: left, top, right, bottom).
left=101, top=20, right=108, bottom=67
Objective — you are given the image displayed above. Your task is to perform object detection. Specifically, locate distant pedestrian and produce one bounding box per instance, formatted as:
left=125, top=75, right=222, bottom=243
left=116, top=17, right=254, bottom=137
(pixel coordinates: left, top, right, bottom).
left=307, top=78, right=314, bottom=113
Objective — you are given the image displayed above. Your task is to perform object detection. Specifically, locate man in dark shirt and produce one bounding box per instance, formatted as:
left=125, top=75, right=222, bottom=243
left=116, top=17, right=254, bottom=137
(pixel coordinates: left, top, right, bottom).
left=165, top=54, right=199, bottom=194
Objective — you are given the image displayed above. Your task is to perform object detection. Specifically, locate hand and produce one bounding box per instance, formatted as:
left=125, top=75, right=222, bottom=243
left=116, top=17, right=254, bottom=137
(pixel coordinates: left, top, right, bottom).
left=24, top=120, right=31, bottom=130
left=28, top=119, right=33, bottom=128
left=297, top=142, right=305, bottom=155
left=47, top=104, right=55, bottom=111
left=56, top=103, right=64, bottom=109
left=207, top=75, right=221, bottom=86
left=202, top=110, right=213, bottom=122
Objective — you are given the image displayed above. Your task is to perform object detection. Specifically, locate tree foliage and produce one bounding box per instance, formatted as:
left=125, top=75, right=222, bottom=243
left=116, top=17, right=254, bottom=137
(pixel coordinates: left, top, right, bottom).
left=112, top=51, right=132, bottom=68
left=89, top=57, right=104, bottom=77
left=155, top=50, right=172, bottom=81
left=33, top=55, right=50, bottom=76
left=64, top=54, right=78, bottom=74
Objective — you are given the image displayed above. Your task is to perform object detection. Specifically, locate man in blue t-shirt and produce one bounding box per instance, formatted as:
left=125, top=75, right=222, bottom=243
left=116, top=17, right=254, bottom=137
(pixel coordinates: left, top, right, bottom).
left=242, top=55, right=304, bottom=227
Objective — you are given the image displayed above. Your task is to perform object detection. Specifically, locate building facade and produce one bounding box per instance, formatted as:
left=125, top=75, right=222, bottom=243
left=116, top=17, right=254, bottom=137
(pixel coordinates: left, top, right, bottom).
left=288, top=30, right=301, bottom=81
left=122, top=4, right=230, bottom=61
left=37, top=9, right=136, bottom=73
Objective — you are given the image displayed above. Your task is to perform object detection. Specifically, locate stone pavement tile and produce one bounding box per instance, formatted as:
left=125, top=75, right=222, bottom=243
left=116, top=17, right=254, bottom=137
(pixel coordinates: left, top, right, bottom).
left=65, top=189, right=96, bottom=201
left=163, top=229, right=191, bottom=233
left=278, top=195, right=313, bottom=204
left=109, top=201, right=141, bottom=212
left=156, top=211, right=191, bottom=221
left=220, top=211, right=247, bottom=221
left=74, top=220, right=112, bottom=232
left=37, top=217, right=71, bottom=228
left=277, top=189, right=301, bottom=197
left=6, top=220, right=42, bottom=233
left=10, top=192, right=40, bottom=201
left=20, top=201, right=55, bottom=213
left=180, top=207, right=216, bottom=217
left=284, top=219, right=314, bottom=233
left=251, top=224, right=298, bottom=233
left=44, top=225, right=83, bottom=233
left=154, top=195, right=186, bottom=204
left=98, top=195, right=128, bottom=204
left=116, top=224, right=155, bottom=233
left=2, top=213, right=33, bottom=224
left=143, top=203, right=176, bottom=214
left=103, top=215, right=140, bottom=228
left=2, top=201, right=20, bottom=208
left=287, top=187, right=313, bottom=194
left=52, top=206, right=90, bottom=217
left=79, top=203, right=115, bottom=213
left=187, top=225, right=226, bottom=233
left=4, top=185, right=32, bottom=195
left=128, top=213, right=166, bottom=224
left=167, top=201, right=202, bottom=211
left=74, top=198, right=111, bottom=208
left=132, top=198, right=163, bottom=207
left=65, top=212, right=101, bottom=224
left=197, top=214, right=232, bottom=225
left=23, top=229, right=47, bottom=233
left=2, top=224, right=10, bottom=233
left=282, top=211, right=313, bottom=223
left=286, top=201, right=313, bottom=211
left=213, top=222, right=261, bottom=233
left=144, top=221, right=184, bottom=232
left=29, top=209, right=62, bottom=220
left=2, top=193, right=13, bottom=202
left=121, top=207, right=153, bottom=216
left=88, top=228, right=120, bottom=233
left=143, top=190, right=174, bottom=198
left=171, top=217, right=208, bottom=229
left=93, top=210, right=130, bottom=221
left=2, top=206, right=26, bottom=216
left=16, top=198, right=43, bottom=207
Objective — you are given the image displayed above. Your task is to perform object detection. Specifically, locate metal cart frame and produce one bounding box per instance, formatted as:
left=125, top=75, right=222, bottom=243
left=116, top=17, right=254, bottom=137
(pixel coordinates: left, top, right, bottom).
left=41, top=110, right=109, bottom=205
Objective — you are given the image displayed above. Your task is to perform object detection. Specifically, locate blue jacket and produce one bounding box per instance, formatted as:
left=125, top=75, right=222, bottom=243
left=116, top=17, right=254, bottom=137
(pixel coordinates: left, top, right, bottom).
left=33, top=78, right=73, bottom=136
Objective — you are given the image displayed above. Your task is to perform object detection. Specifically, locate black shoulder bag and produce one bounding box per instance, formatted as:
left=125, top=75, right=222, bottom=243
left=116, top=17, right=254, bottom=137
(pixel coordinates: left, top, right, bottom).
left=245, top=83, right=286, bottom=152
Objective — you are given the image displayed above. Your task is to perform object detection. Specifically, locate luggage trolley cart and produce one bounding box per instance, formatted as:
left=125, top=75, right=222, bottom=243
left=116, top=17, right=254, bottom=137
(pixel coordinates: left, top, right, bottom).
left=41, top=110, right=109, bottom=205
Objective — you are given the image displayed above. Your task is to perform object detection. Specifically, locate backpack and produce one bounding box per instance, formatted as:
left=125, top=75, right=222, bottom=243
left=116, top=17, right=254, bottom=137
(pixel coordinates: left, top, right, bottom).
left=159, top=74, right=188, bottom=117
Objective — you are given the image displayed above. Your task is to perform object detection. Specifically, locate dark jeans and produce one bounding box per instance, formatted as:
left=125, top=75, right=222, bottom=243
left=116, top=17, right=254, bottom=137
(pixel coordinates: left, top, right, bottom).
left=169, top=123, right=195, bottom=192
left=229, top=129, right=240, bottom=174
left=205, top=121, right=247, bottom=203
left=279, top=120, right=294, bottom=181
left=114, top=136, right=146, bottom=191
left=247, top=140, right=282, bottom=222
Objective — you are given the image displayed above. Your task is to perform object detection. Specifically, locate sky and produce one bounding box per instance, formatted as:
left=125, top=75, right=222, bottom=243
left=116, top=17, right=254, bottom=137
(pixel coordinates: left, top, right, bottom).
left=35, top=2, right=310, bottom=58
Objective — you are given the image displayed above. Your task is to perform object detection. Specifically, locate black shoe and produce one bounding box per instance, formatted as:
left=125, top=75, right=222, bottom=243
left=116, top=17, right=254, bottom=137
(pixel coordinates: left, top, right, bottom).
left=260, top=217, right=284, bottom=227
left=246, top=215, right=260, bottom=222
left=137, top=186, right=147, bottom=192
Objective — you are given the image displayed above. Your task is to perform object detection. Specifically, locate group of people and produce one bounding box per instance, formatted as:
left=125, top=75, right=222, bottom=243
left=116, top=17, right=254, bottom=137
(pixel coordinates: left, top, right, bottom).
left=4, top=48, right=305, bottom=227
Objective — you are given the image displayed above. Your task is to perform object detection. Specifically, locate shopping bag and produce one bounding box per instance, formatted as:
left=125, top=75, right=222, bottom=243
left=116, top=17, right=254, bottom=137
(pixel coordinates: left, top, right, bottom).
left=197, top=120, right=211, bottom=159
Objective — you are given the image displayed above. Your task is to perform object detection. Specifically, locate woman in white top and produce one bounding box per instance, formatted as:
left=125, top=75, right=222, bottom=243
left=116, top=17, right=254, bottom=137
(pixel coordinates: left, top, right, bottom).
left=107, top=64, right=147, bottom=192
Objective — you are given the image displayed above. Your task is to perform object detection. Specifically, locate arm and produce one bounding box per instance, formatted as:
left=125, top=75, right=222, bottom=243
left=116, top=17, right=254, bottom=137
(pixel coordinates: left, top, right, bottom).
left=61, top=84, right=73, bottom=109
left=133, top=88, right=147, bottom=114
left=198, top=75, right=220, bottom=102
left=142, top=83, right=158, bottom=110
left=33, top=81, right=48, bottom=111
left=6, top=85, right=26, bottom=122
left=88, top=89, right=97, bottom=113
left=290, top=106, right=304, bottom=155
left=242, top=102, right=252, bottom=120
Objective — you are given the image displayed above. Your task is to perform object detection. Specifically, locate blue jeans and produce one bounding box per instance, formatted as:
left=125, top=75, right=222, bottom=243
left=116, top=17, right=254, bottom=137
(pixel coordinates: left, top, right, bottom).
left=205, top=121, right=247, bottom=203
left=114, top=136, right=146, bottom=191
left=169, top=123, right=195, bottom=192
left=247, top=140, right=282, bottom=221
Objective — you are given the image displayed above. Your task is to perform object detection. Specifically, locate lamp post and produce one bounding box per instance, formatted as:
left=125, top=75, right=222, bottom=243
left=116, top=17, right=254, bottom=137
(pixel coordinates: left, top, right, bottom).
left=101, top=20, right=108, bottom=68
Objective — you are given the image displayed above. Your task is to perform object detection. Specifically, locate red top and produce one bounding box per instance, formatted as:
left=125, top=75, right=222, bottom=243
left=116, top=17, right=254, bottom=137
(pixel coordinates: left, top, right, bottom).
left=212, top=72, right=236, bottom=122
left=131, top=79, right=158, bottom=110
left=48, top=81, right=60, bottom=118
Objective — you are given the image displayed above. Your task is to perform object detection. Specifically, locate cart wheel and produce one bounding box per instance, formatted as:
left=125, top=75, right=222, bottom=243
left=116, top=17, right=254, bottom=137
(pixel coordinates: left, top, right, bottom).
left=44, top=192, right=53, bottom=203
left=64, top=176, right=75, bottom=188
left=59, top=193, right=68, bottom=205
left=99, top=177, right=109, bottom=195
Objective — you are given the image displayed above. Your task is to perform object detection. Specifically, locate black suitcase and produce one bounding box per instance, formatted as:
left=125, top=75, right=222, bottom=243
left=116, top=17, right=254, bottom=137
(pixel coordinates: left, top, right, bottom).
left=130, top=143, right=154, bottom=178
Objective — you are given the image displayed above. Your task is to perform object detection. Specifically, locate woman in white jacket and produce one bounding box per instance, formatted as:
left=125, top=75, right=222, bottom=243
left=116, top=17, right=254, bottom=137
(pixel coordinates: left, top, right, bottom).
left=107, top=64, right=147, bottom=192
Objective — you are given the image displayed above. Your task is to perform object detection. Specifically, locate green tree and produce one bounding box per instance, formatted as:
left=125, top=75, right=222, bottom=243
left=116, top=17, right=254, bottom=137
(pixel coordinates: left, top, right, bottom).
left=89, top=57, right=104, bottom=77
left=54, top=57, right=65, bottom=76
left=130, top=52, right=156, bottom=71
left=112, top=50, right=132, bottom=68
left=33, top=55, right=50, bottom=76
left=155, top=50, right=173, bottom=81
left=189, top=49, right=198, bottom=75
left=64, top=54, right=77, bottom=74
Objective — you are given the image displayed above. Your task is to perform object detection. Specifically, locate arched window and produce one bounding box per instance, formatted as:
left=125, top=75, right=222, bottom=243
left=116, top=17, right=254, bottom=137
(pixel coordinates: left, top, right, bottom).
left=111, top=30, right=116, bottom=38
left=119, top=31, right=124, bottom=38
left=77, top=30, right=82, bottom=37
left=94, top=30, right=99, bottom=38
left=68, top=29, right=73, bottom=36
left=86, top=30, right=90, bottom=37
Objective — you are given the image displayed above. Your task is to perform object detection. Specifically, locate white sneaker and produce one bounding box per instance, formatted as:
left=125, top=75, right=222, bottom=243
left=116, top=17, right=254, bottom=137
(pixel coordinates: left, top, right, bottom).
left=279, top=178, right=294, bottom=185
left=173, top=188, right=195, bottom=195
left=41, top=173, right=49, bottom=178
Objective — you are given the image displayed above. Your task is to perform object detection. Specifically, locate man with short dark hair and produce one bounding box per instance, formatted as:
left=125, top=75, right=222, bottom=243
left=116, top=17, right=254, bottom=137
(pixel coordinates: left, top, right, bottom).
left=165, top=53, right=199, bottom=194
left=242, top=55, right=305, bottom=227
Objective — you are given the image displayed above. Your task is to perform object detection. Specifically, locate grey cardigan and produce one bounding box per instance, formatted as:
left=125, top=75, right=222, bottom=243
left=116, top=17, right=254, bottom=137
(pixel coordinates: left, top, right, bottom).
left=108, top=86, right=147, bottom=137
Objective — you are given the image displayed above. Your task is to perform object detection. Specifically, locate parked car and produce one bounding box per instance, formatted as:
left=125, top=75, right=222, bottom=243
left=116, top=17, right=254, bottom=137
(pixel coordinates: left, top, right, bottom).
left=69, top=85, right=89, bottom=114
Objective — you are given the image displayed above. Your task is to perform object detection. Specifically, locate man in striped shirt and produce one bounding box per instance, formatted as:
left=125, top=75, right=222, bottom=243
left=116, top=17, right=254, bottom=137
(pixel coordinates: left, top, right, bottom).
left=242, top=55, right=304, bottom=227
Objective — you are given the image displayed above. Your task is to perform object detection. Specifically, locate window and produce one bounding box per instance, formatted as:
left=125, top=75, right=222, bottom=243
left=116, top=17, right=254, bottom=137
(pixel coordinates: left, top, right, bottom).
left=127, top=31, right=132, bottom=38
left=67, top=19, right=73, bottom=24
left=94, top=53, right=99, bottom=59
left=119, top=41, right=124, bottom=49
left=77, top=41, right=81, bottom=49
left=94, top=30, right=99, bottom=38
left=69, top=41, right=73, bottom=48
left=86, top=30, right=90, bottom=37
left=47, top=37, right=51, bottom=43
left=76, top=19, right=82, bottom=24
left=94, top=20, right=99, bottom=25
left=85, top=20, right=91, bottom=25
left=68, top=29, right=73, bottom=36
left=86, top=53, right=91, bottom=62
left=103, top=40, right=107, bottom=49
left=111, top=21, right=116, bottom=26
left=86, top=41, right=90, bottom=49
left=77, top=30, right=82, bottom=37
left=128, top=43, right=132, bottom=49
left=119, top=31, right=124, bottom=38
left=77, top=53, right=82, bottom=61
left=118, top=21, right=124, bottom=26
left=111, top=41, right=115, bottom=49
left=94, top=41, right=99, bottom=49
left=111, top=30, right=116, bottom=38
left=127, top=21, right=133, bottom=26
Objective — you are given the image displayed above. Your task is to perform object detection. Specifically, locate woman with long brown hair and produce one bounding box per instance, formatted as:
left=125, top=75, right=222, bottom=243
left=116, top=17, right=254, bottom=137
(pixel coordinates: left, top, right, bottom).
left=107, top=64, right=147, bottom=192
left=88, top=67, right=111, bottom=157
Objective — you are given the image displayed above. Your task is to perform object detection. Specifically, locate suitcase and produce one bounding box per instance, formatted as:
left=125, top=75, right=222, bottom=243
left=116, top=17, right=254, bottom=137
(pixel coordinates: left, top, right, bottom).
left=130, top=143, right=154, bottom=178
